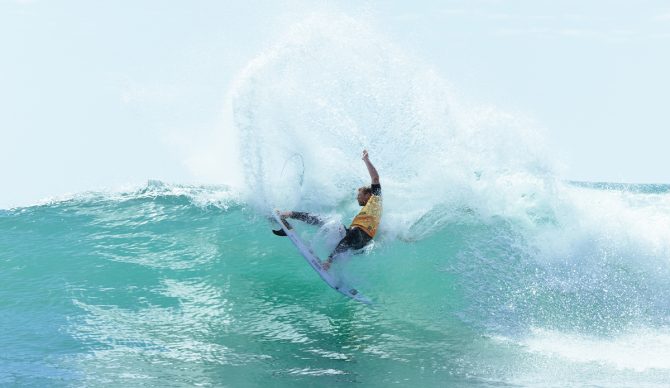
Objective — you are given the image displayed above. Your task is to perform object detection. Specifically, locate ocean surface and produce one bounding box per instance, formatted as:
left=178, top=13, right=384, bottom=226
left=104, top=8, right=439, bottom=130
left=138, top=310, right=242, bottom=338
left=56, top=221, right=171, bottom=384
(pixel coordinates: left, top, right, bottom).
left=4, top=14, right=670, bottom=387
left=2, top=181, right=670, bottom=387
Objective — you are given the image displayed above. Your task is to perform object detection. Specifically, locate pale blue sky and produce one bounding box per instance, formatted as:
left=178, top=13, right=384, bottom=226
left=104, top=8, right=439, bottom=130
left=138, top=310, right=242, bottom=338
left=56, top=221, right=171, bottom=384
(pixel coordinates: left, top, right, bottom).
left=2, top=0, right=669, bottom=208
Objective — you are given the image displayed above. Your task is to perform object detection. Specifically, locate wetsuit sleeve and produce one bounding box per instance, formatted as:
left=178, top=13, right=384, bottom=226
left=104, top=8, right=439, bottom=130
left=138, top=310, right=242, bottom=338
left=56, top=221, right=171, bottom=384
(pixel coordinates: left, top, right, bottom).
left=371, top=183, right=381, bottom=196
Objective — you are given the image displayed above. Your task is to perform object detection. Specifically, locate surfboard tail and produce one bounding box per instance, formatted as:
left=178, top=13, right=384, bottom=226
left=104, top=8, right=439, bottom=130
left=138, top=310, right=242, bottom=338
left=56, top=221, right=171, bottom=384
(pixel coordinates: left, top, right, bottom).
left=272, top=229, right=287, bottom=236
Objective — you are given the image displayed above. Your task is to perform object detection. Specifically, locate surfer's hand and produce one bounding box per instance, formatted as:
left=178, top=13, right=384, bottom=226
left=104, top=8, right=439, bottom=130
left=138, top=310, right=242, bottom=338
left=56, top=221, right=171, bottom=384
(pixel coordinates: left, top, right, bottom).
left=361, top=150, right=369, bottom=161
left=279, top=211, right=293, bottom=219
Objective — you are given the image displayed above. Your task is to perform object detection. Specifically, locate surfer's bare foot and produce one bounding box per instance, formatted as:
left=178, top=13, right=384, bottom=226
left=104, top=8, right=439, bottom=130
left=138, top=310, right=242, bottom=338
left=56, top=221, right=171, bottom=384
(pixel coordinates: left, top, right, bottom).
left=322, top=257, right=334, bottom=271
left=279, top=211, right=292, bottom=218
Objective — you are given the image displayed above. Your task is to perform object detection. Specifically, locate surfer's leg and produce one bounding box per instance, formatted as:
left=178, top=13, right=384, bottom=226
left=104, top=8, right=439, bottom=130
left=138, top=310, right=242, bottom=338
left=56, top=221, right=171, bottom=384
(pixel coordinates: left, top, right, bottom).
left=322, top=234, right=352, bottom=270
left=323, top=228, right=371, bottom=270
left=331, top=237, right=352, bottom=256
left=348, top=227, right=372, bottom=250
left=333, top=228, right=370, bottom=252
left=274, top=210, right=321, bottom=236
left=291, top=212, right=325, bottom=226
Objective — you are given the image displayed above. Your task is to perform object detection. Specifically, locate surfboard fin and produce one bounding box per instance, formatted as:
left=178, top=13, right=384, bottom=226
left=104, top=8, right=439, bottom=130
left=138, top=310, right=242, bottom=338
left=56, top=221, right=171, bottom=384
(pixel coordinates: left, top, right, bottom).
left=272, top=229, right=287, bottom=237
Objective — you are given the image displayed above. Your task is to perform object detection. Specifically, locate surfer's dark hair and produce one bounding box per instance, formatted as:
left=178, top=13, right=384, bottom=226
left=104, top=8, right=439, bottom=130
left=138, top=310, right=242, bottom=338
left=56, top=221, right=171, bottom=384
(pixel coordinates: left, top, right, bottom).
left=359, top=186, right=372, bottom=195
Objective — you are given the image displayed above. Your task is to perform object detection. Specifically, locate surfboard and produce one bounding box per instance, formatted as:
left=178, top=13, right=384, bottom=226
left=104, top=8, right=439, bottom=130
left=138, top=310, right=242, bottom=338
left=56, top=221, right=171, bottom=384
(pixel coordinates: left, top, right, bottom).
left=271, top=210, right=372, bottom=305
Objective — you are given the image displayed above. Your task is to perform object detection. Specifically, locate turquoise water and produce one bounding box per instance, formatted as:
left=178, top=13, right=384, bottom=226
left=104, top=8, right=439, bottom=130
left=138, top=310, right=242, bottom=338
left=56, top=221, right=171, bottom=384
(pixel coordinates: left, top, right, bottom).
left=4, top=14, right=670, bottom=387
left=2, top=181, right=670, bottom=387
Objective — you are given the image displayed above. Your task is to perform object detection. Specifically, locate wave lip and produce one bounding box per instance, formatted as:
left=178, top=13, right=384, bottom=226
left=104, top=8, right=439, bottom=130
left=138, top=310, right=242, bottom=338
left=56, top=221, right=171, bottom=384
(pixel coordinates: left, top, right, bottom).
left=3, top=180, right=239, bottom=212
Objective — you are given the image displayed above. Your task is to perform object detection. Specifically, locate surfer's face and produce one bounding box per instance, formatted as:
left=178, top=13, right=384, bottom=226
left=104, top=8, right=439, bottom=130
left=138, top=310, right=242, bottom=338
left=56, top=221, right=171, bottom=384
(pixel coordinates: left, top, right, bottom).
left=357, top=188, right=371, bottom=206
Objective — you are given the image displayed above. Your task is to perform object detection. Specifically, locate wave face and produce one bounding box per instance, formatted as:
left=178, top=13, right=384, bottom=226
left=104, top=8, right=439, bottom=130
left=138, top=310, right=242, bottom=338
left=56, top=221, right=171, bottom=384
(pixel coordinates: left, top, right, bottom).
left=2, top=181, right=670, bottom=387
left=4, top=14, right=670, bottom=387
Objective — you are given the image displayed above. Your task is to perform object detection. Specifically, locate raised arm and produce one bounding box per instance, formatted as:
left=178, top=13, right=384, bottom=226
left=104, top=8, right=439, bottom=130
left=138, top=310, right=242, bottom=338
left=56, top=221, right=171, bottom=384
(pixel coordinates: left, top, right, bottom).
left=362, top=150, right=379, bottom=185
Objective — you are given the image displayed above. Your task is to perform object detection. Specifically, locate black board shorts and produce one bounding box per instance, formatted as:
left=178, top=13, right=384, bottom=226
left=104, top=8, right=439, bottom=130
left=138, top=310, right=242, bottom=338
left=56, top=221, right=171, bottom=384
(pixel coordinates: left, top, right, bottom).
left=332, top=227, right=372, bottom=256
left=290, top=211, right=373, bottom=256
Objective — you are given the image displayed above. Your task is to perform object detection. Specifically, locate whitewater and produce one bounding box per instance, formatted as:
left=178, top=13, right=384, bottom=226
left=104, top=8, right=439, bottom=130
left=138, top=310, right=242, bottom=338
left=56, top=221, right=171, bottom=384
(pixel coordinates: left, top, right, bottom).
left=3, top=15, right=670, bottom=387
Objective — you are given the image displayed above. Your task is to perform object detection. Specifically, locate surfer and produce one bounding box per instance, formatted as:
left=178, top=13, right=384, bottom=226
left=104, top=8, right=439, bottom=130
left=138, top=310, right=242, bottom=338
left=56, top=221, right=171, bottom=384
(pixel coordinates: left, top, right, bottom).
left=276, top=150, right=382, bottom=270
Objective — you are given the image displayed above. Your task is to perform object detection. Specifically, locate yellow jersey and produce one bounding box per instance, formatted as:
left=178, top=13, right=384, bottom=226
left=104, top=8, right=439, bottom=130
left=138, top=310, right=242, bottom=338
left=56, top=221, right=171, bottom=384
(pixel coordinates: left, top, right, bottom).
left=350, top=184, right=382, bottom=238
